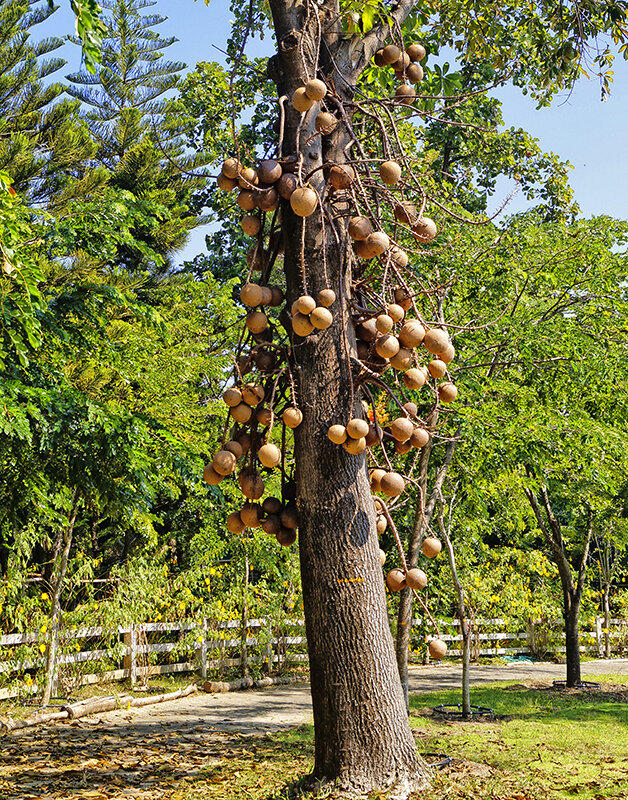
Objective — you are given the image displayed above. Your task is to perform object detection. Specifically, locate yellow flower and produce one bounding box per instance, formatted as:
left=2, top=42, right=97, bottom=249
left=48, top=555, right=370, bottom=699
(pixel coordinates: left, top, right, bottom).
left=40, top=592, right=49, bottom=601
left=39, top=643, right=46, bottom=653
left=25, top=675, right=33, bottom=687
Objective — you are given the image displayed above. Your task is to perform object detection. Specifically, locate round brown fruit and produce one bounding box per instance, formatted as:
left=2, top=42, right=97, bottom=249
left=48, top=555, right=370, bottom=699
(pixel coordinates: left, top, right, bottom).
left=403, top=401, right=418, bottom=417
left=428, top=359, right=447, bottom=378
left=348, top=216, right=373, bottom=240
left=262, top=514, right=281, bottom=535
left=226, top=511, right=246, bottom=534
left=259, top=286, right=273, bottom=306
left=405, top=568, right=427, bottom=590
left=440, top=343, right=455, bottom=364
left=373, top=496, right=384, bottom=512
left=370, top=468, right=386, bottom=491
left=280, top=506, right=299, bottom=529
left=394, top=440, right=412, bottom=455
left=365, top=423, right=382, bottom=447
left=374, top=49, right=386, bottom=67
left=238, top=167, right=258, bottom=189
left=392, top=52, right=411, bottom=72
left=256, top=187, right=278, bottom=212
left=246, top=311, right=268, bottom=335
left=375, top=314, right=393, bottom=334
left=328, top=424, right=347, bottom=444
left=423, top=328, right=450, bottom=355
left=203, top=463, right=223, bottom=485
left=283, top=407, right=303, bottom=428
left=366, top=231, right=390, bottom=255
left=390, top=247, right=409, bottom=268
left=230, top=403, right=253, bottom=424
left=256, top=406, right=273, bottom=426
left=429, top=639, right=447, bottom=660
left=346, top=418, right=369, bottom=439
left=394, top=202, right=417, bottom=225
left=356, top=318, right=378, bottom=342
left=407, top=63, right=424, bottom=83
left=240, top=471, right=265, bottom=500
left=377, top=515, right=387, bottom=534
left=258, top=159, right=282, bottom=184
left=355, top=239, right=376, bottom=259
left=438, top=381, right=458, bottom=403
left=390, top=348, right=413, bottom=371
left=240, top=283, right=263, bottom=307
left=381, top=472, right=405, bottom=497
left=406, top=43, right=426, bottom=62
left=290, top=186, right=318, bottom=217
left=329, top=164, right=354, bottom=189
left=315, top=111, right=337, bottom=135
left=224, top=440, right=243, bottom=459
left=217, top=173, right=238, bottom=191
left=395, top=84, right=416, bottom=104
left=276, top=527, right=297, bottom=546
left=380, top=549, right=387, bottom=566
left=379, top=160, right=402, bottom=185
left=375, top=334, right=400, bottom=359
left=305, top=78, right=327, bottom=101
left=394, top=286, right=413, bottom=310
left=295, top=294, right=316, bottom=315
left=387, top=303, right=406, bottom=323
left=318, top=288, right=336, bottom=307
left=223, top=387, right=242, bottom=407
left=412, top=216, right=438, bottom=243
left=403, top=367, right=429, bottom=390
left=270, top=286, right=284, bottom=306
left=213, top=450, right=237, bottom=476
left=386, top=568, right=407, bottom=592
left=278, top=173, right=298, bottom=199
left=258, top=442, right=281, bottom=468
left=292, top=86, right=314, bottom=112
left=344, top=436, right=366, bottom=454
left=241, top=383, right=264, bottom=405
left=292, top=312, right=314, bottom=337
left=263, top=497, right=282, bottom=516
left=390, top=417, right=414, bottom=442
left=240, top=214, right=262, bottom=236
left=237, top=190, right=256, bottom=211
left=240, top=502, right=262, bottom=528
left=422, top=536, right=442, bottom=558
left=381, top=44, right=401, bottom=64
left=310, top=306, right=333, bottom=330
left=222, top=158, right=241, bottom=179
left=399, top=319, right=426, bottom=348
left=410, top=427, right=430, bottom=448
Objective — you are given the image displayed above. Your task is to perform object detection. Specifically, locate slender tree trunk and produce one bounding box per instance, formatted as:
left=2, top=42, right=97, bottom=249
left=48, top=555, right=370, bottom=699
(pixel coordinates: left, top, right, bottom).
left=603, top=587, right=611, bottom=658
left=241, top=555, right=249, bottom=678
left=461, top=619, right=471, bottom=716
left=42, top=491, right=79, bottom=706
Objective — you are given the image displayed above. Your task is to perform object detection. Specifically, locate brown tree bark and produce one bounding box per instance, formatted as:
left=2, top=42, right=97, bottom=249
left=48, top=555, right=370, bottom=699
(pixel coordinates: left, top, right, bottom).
left=266, top=0, right=429, bottom=793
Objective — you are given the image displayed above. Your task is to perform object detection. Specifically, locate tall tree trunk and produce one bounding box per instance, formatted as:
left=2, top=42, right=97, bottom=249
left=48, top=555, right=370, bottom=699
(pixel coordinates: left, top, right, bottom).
left=42, top=490, right=79, bottom=706
left=266, top=1, right=430, bottom=793
left=603, top=587, right=611, bottom=658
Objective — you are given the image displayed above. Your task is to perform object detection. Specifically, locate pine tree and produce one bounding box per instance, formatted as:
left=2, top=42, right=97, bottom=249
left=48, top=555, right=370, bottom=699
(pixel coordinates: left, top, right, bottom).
left=0, top=0, right=94, bottom=200
left=66, top=0, right=207, bottom=271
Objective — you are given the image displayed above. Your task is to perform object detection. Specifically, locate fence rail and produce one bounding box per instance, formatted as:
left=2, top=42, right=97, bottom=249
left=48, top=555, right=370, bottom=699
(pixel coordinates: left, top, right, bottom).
left=1, top=616, right=626, bottom=700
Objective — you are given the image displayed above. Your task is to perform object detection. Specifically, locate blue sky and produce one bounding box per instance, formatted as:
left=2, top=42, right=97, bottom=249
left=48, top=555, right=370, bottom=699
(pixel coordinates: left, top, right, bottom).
left=40, top=0, right=628, bottom=264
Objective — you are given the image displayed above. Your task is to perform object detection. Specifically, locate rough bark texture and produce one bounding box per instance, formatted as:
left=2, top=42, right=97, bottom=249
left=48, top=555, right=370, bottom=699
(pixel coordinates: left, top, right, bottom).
left=524, top=484, right=592, bottom=688
left=266, top=0, right=429, bottom=793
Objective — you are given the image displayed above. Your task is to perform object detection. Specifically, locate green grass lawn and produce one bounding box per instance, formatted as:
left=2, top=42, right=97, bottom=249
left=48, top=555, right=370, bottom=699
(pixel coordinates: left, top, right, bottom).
left=172, top=675, right=628, bottom=800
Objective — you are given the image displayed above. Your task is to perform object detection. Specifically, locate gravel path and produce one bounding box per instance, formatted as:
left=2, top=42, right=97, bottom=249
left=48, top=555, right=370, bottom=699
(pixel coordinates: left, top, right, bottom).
left=87, top=658, right=628, bottom=734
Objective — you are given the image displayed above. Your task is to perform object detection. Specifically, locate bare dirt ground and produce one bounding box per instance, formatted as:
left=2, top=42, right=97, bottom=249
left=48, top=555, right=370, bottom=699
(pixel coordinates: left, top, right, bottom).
left=2, top=659, right=627, bottom=800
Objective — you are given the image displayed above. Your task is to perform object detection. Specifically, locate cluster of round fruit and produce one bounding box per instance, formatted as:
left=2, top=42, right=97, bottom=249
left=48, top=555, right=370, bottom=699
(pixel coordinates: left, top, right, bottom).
left=354, top=302, right=458, bottom=403
left=372, top=42, right=427, bottom=105
left=290, top=290, right=336, bottom=336
left=226, top=495, right=299, bottom=547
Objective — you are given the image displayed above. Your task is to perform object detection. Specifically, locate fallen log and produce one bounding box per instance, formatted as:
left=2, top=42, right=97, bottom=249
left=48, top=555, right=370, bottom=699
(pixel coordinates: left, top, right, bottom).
left=130, top=683, right=197, bottom=708
left=0, top=709, right=69, bottom=732
left=63, top=694, right=134, bottom=719
left=203, top=675, right=298, bottom=693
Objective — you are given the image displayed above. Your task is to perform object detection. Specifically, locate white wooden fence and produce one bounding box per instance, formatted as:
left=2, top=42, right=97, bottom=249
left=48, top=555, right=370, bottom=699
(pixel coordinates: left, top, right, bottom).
left=1, top=616, right=626, bottom=700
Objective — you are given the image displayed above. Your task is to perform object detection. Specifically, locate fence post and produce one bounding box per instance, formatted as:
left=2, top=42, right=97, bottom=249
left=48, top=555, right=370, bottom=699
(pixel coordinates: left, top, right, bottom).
left=123, top=626, right=137, bottom=685
left=197, top=618, right=208, bottom=680
left=595, top=616, right=604, bottom=657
